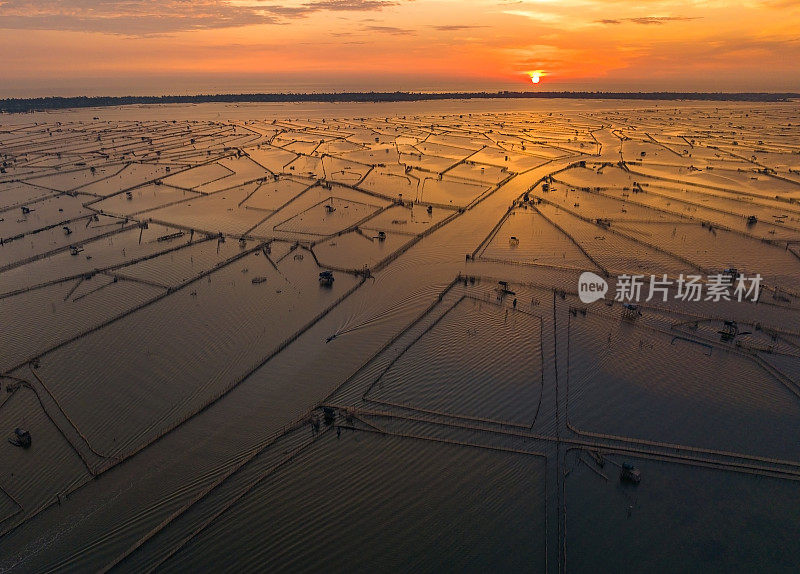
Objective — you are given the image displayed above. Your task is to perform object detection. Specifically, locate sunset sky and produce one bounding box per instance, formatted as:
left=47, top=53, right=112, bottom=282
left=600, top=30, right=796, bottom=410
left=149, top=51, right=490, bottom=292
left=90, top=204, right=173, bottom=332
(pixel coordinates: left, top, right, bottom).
left=1, top=0, right=799, bottom=96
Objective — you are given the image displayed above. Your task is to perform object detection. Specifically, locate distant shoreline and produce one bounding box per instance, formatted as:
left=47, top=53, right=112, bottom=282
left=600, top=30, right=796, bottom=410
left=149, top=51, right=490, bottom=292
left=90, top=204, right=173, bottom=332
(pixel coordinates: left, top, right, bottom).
left=1, top=91, right=797, bottom=113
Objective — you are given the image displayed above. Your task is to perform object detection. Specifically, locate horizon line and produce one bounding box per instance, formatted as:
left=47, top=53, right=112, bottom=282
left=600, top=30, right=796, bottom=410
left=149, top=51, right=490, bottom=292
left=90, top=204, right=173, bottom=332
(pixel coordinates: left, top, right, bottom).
left=2, top=90, right=798, bottom=114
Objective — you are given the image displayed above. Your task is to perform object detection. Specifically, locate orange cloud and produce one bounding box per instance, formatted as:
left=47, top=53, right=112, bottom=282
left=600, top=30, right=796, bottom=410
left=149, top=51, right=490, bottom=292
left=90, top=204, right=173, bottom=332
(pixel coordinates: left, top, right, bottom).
left=0, top=0, right=798, bottom=95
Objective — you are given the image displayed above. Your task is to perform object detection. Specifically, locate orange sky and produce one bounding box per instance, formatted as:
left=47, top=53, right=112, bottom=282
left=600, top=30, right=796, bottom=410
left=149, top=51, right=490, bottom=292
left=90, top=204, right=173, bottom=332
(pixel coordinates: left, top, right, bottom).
left=1, top=0, right=799, bottom=96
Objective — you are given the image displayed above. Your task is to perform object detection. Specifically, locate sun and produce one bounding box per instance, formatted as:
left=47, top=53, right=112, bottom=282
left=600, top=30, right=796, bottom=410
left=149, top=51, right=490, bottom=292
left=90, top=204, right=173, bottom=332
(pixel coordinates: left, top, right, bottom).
left=527, top=70, right=545, bottom=85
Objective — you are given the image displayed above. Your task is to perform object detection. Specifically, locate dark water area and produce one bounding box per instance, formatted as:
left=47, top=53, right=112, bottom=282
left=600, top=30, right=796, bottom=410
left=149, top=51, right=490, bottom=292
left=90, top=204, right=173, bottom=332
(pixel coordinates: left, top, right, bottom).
left=1, top=101, right=799, bottom=572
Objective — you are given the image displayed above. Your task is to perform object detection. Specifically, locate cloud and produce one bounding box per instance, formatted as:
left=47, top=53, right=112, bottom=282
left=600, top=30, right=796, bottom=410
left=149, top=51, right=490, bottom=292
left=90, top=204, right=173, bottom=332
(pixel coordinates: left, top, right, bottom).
left=597, top=16, right=699, bottom=25
left=628, top=16, right=698, bottom=24
left=431, top=25, right=488, bottom=31
left=760, top=0, right=800, bottom=7
left=0, top=0, right=399, bottom=35
left=502, top=9, right=564, bottom=24
left=364, top=25, right=416, bottom=35
left=305, top=0, right=397, bottom=10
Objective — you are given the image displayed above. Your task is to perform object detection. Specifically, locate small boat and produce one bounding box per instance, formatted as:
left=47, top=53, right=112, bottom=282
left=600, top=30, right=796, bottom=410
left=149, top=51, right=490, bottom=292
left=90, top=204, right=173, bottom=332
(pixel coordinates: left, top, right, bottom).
left=595, top=218, right=612, bottom=228
left=495, top=284, right=516, bottom=301
left=718, top=320, right=750, bottom=341
left=251, top=276, right=267, bottom=284
left=319, top=271, right=335, bottom=287
left=622, top=302, right=642, bottom=319
left=723, top=267, right=740, bottom=280
left=497, top=280, right=515, bottom=295
left=157, top=231, right=185, bottom=243
left=620, top=462, right=641, bottom=484
left=589, top=450, right=605, bottom=468
left=8, top=428, right=31, bottom=449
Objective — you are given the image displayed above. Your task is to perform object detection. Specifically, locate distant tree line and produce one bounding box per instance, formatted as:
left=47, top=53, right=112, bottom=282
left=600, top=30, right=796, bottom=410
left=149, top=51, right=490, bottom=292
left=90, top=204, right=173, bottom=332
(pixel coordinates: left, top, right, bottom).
left=1, top=91, right=797, bottom=113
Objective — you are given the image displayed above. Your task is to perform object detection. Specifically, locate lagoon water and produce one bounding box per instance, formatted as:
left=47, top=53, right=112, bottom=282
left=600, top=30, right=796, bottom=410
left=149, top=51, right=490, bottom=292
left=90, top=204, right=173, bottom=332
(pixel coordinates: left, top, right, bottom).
left=1, top=99, right=799, bottom=572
